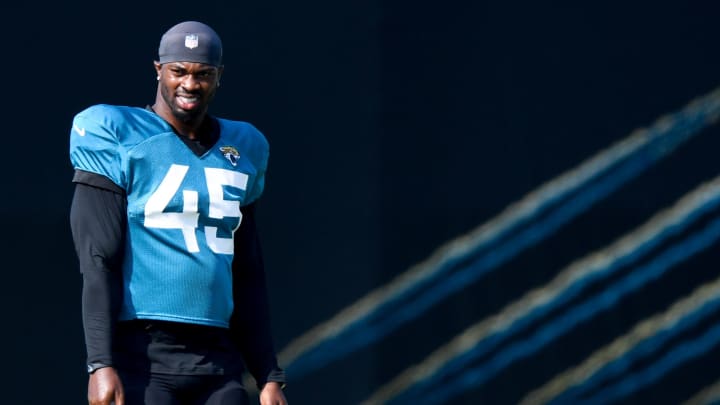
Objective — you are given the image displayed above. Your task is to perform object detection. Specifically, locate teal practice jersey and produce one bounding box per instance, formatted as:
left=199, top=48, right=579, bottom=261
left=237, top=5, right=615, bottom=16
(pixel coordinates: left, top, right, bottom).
left=69, top=104, right=269, bottom=328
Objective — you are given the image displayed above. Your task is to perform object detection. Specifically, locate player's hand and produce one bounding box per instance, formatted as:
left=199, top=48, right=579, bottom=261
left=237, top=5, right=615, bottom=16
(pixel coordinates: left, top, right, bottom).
left=88, top=367, right=125, bottom=405
left=259, top=381, right=287, bottom=405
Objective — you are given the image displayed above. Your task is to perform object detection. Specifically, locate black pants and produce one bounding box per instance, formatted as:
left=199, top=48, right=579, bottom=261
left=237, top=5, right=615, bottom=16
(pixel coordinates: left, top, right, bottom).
left=114, top=320, right=249, bottom=405
left=120, top=372, right=249, bottom=405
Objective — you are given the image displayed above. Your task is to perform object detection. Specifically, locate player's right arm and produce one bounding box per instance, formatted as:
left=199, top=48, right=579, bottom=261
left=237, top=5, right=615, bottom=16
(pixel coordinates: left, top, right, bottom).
left=69, top=106, right=128, bottom=405
left=70, top=172, right=127, bottom=405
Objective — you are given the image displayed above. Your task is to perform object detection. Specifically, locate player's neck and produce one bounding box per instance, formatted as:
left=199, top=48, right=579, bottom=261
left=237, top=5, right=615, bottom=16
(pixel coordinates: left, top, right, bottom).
left=151, top=103, right=209, bottom=141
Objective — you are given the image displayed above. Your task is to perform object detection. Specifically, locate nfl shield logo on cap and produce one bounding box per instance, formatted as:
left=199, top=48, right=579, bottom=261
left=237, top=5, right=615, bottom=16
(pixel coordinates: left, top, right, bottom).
left=185, top=34, right=199, bottom=49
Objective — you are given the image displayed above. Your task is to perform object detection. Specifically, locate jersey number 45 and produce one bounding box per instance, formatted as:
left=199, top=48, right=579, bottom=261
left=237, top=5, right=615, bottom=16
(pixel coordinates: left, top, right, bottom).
left=144, top=164, right=249, bottom=254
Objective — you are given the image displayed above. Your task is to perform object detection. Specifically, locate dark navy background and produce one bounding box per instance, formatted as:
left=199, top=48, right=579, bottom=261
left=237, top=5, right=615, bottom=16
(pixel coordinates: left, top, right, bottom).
left=5, top=1, right=720, bottom=403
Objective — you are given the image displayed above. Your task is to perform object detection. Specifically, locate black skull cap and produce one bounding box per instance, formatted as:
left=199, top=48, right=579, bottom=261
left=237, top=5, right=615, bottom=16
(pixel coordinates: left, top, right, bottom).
left=158, top=21, right=223, bottom=66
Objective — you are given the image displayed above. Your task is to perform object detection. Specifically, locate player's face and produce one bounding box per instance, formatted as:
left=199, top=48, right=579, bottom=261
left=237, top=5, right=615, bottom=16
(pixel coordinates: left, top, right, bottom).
left=157, top=62, right=222, bottom=122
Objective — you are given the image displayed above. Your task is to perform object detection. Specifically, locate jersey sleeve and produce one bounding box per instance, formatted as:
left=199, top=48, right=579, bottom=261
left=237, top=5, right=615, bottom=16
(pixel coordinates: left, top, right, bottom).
left=243, top=124, right=270, bottom=206
left=69, top=105, right=125, bottom=190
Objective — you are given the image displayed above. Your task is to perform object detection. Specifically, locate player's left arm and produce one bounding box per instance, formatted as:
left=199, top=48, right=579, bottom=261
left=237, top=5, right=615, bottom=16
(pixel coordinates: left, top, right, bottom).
left=229, top=202, right=287, bottom=392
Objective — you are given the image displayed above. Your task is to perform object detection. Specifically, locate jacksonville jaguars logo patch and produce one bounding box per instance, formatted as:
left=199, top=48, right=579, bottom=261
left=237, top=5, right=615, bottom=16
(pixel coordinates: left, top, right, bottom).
left=219, top=146, right=240, bottom=166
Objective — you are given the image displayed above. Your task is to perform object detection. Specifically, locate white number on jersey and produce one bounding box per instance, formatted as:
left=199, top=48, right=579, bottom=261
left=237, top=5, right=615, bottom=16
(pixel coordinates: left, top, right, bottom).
left=144, top=164, right=249, bottom=254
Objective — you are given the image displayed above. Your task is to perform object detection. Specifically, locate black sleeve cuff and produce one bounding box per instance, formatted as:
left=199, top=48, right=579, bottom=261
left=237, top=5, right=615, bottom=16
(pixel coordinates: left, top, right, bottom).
left=264, top=367, right=287, bottom=390
left=87, top=362, right=112, bottom=374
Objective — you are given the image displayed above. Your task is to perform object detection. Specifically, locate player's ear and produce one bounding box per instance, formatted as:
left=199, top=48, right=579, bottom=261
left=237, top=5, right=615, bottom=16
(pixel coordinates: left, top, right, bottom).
left=217, top=65, right=224, bottom=81
left=153, top=61, right=163, bottom=78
